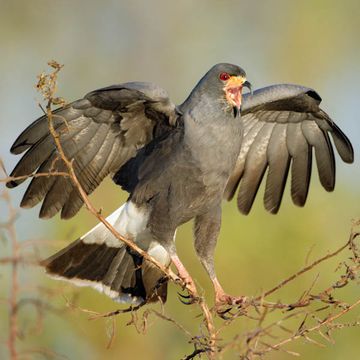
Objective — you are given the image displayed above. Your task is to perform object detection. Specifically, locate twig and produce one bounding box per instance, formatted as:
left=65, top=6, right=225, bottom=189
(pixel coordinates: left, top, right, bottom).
left=0, top=171, right=70, bottom=184
left=257, top=235, right=354, bottom=301
left=255, top=298, right=360, bottom=355
left=2, top=192, right=20, bottom=360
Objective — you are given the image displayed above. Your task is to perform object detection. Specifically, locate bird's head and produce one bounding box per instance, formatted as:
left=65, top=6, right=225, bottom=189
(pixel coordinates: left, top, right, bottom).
left=219, top=64, right=251, bottom=117
left=204, top=63, right=252, bottom=117
left=180, top=63, right=251, bottom=118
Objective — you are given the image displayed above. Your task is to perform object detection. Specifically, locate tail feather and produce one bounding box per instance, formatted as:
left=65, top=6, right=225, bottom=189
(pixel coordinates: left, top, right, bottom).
left=42, top=202, right=171, bottom=304
left=42, top=239, right=169, bottom=304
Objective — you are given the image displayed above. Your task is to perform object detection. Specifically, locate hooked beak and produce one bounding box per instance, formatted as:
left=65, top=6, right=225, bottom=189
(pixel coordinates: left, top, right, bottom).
left=243, top=80, right=252, bottom=95
left=224, top=76, right=251, bottom=117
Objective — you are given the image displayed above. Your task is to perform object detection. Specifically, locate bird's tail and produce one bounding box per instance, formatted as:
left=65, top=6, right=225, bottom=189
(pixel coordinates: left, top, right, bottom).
left=42, top=205, right=171, bottom=305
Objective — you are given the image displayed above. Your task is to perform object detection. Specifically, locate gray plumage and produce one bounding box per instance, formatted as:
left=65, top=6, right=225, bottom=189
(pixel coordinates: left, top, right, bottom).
left=224, top=84, right=353, bottom=214
left=8, top=82, right=177, bottom=219
left=7, top=64, right=354, bottom=305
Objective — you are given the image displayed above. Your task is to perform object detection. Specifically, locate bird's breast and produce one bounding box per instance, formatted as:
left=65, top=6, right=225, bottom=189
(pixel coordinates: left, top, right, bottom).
left=183, top=113, right=243, bottom=187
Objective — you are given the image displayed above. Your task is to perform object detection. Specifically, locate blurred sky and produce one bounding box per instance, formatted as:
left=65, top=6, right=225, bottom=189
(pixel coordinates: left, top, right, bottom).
left=0, top=1, right=359, bottom=359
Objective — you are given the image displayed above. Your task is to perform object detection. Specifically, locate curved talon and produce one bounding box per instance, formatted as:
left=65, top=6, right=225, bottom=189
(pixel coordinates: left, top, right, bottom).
left=177, top=292, right=198, bottom=305
left=217, top=307, right=232, bottom=315
left=217, top=310, right=233, bottom=320
left=215, top=305, right=235, bottom=320
left=177, top=292, right=192, bottom=299
left=179, top=296, right=197, bottom=305
left=218, top=311, right=234, bottom=320
left=177, top=290, right=199, bottom=305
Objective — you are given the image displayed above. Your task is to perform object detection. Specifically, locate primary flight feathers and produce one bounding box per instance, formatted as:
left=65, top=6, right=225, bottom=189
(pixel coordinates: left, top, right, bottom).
left=8, top=83, right=353, bottom=218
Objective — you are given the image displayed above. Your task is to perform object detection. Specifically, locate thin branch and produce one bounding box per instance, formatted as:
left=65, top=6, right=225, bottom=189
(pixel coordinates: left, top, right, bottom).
left=0, top=171, right=70, bottom=184
left=3, top=192, right=20, bottom=360
left=257, top=235, right=354, bottom=301
left=255, top=297, right=360, bottom=355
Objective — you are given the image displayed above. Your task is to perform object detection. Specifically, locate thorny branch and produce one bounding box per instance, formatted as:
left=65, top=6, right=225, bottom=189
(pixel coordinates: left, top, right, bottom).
left=0, top=61, right=359, bottom=359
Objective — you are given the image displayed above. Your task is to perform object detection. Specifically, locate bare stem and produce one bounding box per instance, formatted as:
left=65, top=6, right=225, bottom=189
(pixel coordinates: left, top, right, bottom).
left=3, top=193, right=19, bottom=360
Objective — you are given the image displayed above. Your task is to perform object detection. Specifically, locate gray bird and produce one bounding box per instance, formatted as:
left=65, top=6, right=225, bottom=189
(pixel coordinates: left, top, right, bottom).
left=7, top=63, right=354, bottom=306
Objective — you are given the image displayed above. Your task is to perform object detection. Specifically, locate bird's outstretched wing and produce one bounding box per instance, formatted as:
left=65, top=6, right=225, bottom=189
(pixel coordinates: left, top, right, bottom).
left=224, top=84, right=354, bottom=214
left=7, top=82, right=179, bottom=219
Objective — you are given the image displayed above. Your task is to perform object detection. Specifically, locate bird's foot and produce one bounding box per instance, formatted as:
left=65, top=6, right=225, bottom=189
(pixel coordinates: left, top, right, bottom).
left=211, top=278, right=247, bottom=316
left=215, top=292, right=247, bottom=307
left=214, top=292, right=248, bottom=319
left=171, top=254, right=199, bottom=304
left=176, top=274, right=199, bottom=305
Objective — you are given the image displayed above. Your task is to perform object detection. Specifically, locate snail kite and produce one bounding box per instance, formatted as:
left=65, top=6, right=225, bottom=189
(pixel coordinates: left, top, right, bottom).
left=7, top=63, right=354, bottom=306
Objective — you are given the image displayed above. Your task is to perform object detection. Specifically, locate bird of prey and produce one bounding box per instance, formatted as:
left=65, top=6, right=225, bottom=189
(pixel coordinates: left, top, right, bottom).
left=7, top=63, right=354, bottom=306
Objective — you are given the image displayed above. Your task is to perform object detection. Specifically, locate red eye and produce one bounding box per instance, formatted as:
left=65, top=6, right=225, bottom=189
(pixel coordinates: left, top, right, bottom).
left=219, top=72, right=230, bottom=81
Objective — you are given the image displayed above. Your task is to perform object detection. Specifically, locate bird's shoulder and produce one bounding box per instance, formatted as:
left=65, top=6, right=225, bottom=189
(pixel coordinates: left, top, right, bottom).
left=112, top=116, right=186, bottom=196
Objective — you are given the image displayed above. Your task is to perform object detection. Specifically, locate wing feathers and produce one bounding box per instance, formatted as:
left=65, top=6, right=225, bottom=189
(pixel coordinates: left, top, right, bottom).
left=8, top=115, right=94, bottom=188
left=20, top=118, right=96, bottom=209
left=8, top=83, right=178, bottom=219
left=61, top=127, right=113, bottom=219
left=224, top=115, right=263, bottom=200
left=10, top=106, right=83, bottom=155
left=226, top=84, right=353, bottom=214
left=237, top=122, right=275, bottom=214
left=301, top=120, right=335, bottom=191
left=264, top=124, right=290, bottom=213
left=20, top=152, right=59, bottom=208
left=329, top=123, right=354, bottom=163
left=39, top=172, right=73, bottom=219
left=39, top=124, right=110, bottom=219
left=61, top=136, right=122, bottom=219
left=286, top=123, right=312, bottom=206
left=8, top=136, right=57, bottom=188
left=313, top=112, right=354, bottom=164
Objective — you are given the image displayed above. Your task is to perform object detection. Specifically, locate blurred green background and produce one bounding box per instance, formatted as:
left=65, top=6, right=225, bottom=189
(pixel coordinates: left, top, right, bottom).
left=0, top=0, right=359, bottom=359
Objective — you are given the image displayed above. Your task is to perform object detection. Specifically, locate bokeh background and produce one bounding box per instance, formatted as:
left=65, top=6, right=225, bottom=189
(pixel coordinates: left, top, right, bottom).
left=0, top=0, right=359, bottom=359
